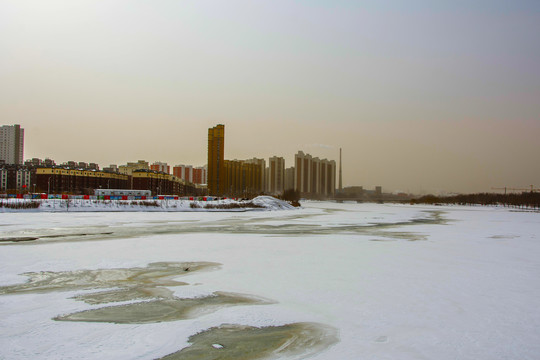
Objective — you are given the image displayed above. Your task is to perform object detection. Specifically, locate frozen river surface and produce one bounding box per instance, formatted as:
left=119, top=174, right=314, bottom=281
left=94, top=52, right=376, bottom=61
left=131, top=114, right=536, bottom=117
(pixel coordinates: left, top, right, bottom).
left=1, top=202, right=539, bottom=359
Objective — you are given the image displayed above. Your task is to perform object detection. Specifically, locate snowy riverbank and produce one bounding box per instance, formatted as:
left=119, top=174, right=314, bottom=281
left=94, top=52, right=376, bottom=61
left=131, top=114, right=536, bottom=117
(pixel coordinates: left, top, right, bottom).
left=0, top=195, right=295, bottom=212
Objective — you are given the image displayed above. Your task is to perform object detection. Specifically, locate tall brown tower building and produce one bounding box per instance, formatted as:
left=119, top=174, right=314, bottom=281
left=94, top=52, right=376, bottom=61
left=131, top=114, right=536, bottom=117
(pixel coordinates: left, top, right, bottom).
left=207, top=124, right=225, bottom=196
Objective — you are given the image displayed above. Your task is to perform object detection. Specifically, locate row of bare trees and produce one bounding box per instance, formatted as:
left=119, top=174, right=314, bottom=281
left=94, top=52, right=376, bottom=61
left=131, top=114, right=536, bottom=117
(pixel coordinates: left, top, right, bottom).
left=411, top=192, right=540, bottom=210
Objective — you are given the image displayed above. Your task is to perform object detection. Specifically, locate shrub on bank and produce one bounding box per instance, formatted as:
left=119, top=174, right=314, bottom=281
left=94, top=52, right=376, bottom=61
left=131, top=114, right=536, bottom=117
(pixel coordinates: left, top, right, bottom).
left=203, top=201, right=264, bottom=210
left=0, top=201, right=41, bottom=209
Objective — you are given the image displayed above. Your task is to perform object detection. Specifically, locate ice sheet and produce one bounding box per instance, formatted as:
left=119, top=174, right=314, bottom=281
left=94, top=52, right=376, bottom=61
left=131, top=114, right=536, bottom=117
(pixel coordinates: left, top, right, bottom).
left=1, top=202, right=539, bottom=359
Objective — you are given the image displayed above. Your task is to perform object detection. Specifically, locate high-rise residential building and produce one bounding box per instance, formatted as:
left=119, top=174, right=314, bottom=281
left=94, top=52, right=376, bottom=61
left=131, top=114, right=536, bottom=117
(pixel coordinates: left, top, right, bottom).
left=173, top=164, right=192, bottom=183
left=0, top=124, right=24, bottom=165
left=119, top=160, right=149, bottom=176
left=320, top=158, right=336, bottom=197
left=184, top=166, right=192, bottom=183
left=207, top=124, right=225, bottom=196
left=268, top=156, right=285, bottom=195
left=284, top=167, right=295, bottom=191
left=192, top=166, right=207, bottom=185
left=173, top=165, right=183, bottom=181
left=311, top=157, right=321, bottom=195
left=295, top=151, right=312, bottom=194
left=150, top=161, right=170, bottom=174
left=244, top=158, right=266, bottom=192
left=294, top=151, right=336, bottom=197
left=173, top=165, right=207, bottom=185
left=339, top=148, right=343, bottom=192
left=223, top=159, right=263, bottom=196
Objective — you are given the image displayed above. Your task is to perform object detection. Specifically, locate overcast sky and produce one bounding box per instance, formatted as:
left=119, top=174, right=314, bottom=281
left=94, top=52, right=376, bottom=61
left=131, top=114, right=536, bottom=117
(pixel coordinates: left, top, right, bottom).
left=1, top=0, right=539, bottom=194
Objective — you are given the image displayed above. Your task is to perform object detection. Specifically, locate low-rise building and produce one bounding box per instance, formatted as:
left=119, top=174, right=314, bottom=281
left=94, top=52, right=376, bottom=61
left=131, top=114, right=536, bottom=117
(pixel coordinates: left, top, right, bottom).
left=35, top=168, right=129, bottom=195
left=0, top=165, right=34, bottom=193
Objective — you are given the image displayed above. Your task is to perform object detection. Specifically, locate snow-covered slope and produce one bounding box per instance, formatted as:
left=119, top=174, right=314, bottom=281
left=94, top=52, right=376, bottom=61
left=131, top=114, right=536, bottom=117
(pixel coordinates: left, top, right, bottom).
left=251, top=195, right=296, bottom=210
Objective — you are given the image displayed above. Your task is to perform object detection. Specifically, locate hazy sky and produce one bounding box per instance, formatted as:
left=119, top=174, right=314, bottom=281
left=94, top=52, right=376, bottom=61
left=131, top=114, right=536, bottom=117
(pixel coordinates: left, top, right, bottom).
left=1, top=0, right=539, bottom=194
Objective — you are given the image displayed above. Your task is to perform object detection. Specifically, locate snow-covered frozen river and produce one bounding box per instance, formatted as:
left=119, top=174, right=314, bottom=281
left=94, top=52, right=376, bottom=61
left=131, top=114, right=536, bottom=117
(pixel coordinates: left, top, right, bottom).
left=1, top=201, right=539, bottom=359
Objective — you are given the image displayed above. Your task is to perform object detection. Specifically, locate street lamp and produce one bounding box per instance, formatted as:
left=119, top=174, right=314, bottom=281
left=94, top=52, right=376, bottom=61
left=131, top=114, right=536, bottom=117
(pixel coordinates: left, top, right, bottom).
left=47, top=177, right=51, bottom=195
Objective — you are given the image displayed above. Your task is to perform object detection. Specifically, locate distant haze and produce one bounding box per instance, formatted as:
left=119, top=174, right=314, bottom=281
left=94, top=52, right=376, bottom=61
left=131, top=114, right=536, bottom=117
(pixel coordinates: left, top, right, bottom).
left=1, top=1, right=539, bottom=194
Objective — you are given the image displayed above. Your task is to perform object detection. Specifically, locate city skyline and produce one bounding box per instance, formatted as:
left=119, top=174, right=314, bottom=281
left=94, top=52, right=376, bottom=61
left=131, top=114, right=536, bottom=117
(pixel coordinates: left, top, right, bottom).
left=1, top=122, right=340, bottom=198
left=2, top=1, right=539, bottom=194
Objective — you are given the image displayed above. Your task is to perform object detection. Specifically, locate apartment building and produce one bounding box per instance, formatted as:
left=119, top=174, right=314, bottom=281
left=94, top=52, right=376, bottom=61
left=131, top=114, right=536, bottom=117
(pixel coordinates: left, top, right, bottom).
left=207, top=124, right=225, bottom=196
left=223, top=159, right=263, bottom=197
left=294, top=151, right=336, bottom=197
left=268, top=156, right=285, bottom=195
left=173, top=164, right=192, bottom=183
left=192, top=166, right=207, bottom=185
left=244, top=158, right=266, bottom=192
left=0, top=124, right=24, bottom=165
left=119, top=160, right=149, bottom=175
left=150, top=161, right=170, bottom=174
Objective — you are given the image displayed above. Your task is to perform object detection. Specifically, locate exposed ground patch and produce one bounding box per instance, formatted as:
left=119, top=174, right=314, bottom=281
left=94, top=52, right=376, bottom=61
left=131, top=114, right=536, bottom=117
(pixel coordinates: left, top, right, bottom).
left=157, top=322, right=339, bottom=360
left=0, top=262, right=220, bottom=296
left=55, top=292, right=272, bottom=324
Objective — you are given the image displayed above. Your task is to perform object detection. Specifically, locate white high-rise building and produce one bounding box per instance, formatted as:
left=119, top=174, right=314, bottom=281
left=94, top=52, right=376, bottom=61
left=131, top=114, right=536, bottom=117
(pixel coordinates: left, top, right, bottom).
left=0, top=124, right=24, bottom=165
